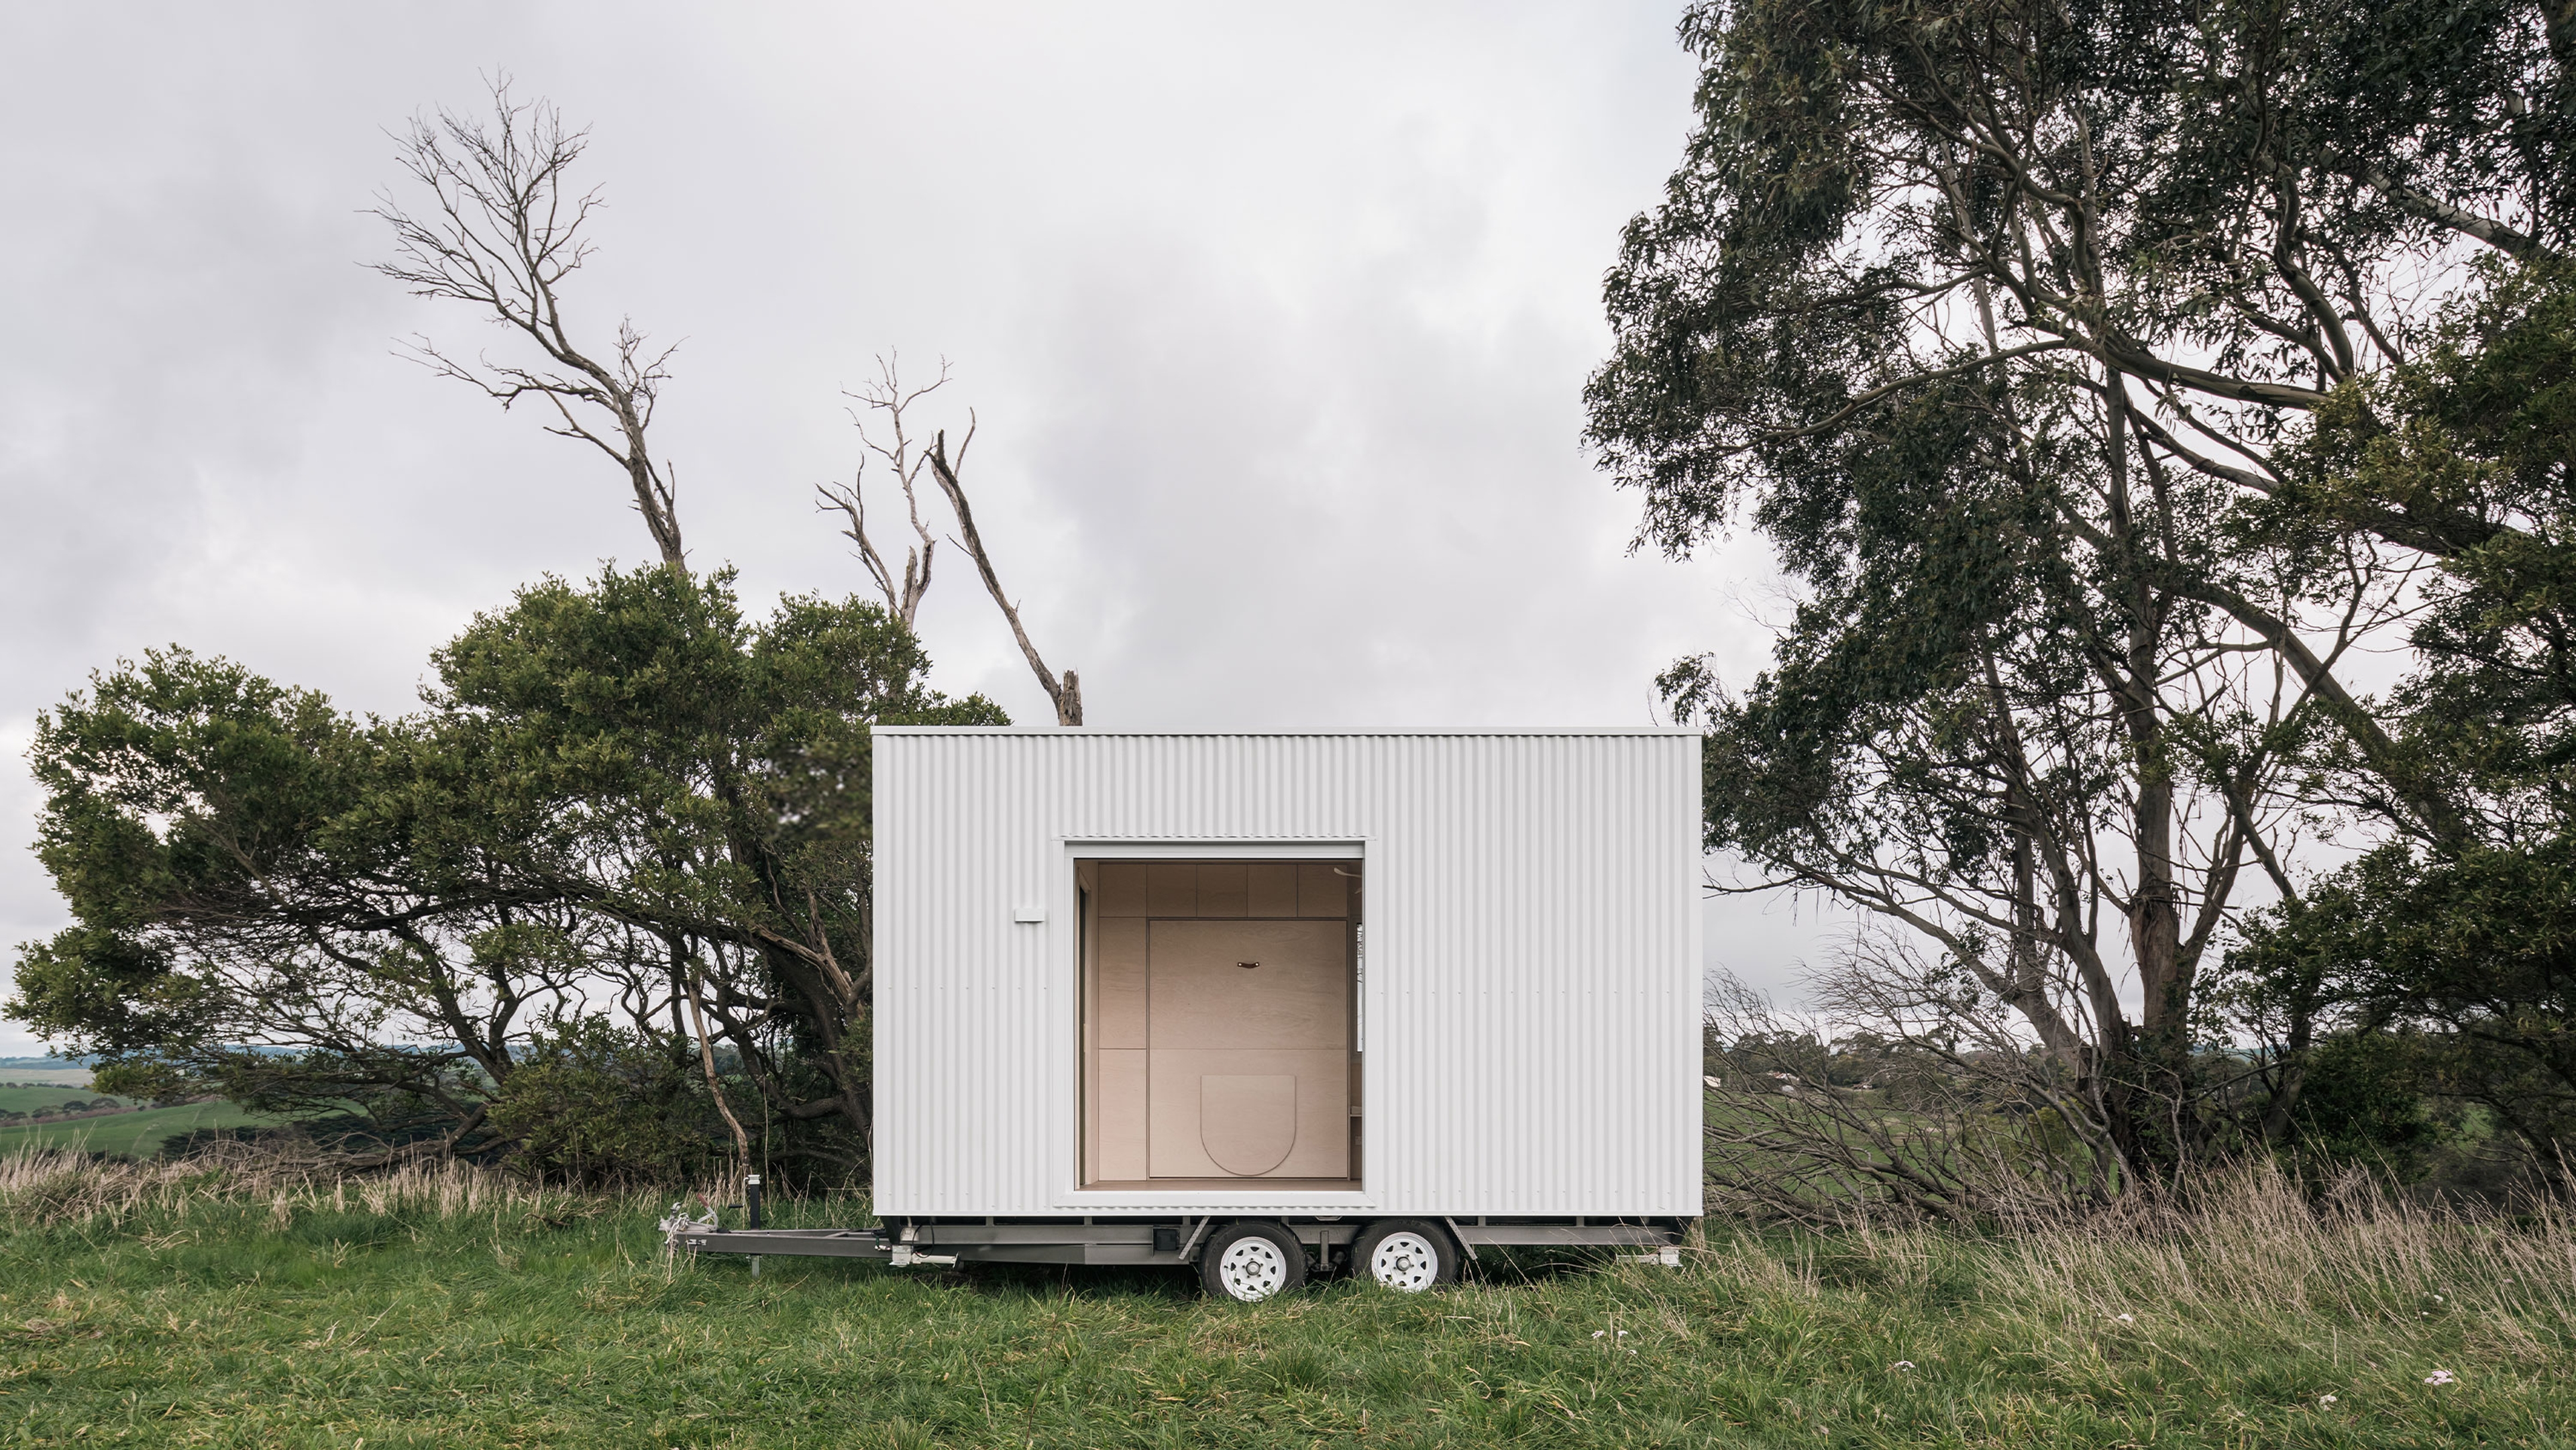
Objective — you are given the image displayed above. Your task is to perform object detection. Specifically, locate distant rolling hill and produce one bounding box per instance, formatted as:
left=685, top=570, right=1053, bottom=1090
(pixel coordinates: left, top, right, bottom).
left=0, top=1099, right=290, bottom=1158
left=0, top=1083, right=131, bottom=1115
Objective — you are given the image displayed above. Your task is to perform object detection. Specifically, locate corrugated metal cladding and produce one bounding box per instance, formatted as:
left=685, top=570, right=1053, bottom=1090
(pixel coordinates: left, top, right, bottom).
left=871, top=730, right=1703, bottom=1219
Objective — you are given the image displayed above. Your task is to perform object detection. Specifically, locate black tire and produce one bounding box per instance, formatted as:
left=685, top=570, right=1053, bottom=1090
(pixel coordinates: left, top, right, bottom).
left=1350, top=1220, right=1458, bottom=1292
left=1197, top=1221, right=1308, bottom=1302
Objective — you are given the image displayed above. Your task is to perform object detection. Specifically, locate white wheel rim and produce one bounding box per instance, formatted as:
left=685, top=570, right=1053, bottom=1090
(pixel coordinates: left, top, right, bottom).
left=1216, top=1237, right=1290, bottom=1300
left=1368, top=1231, right=1441, bottom=1292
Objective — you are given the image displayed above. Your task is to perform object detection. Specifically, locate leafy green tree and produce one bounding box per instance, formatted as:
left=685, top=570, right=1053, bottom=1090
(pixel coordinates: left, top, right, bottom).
left=2229, top=834, right=2576, bottom=1165
left=9, top=651, right=508, bottom=1136
left=1591, top=0, right=2571, bottom=1178
left=2220, top=256, right=2576, bottom=1169
left=2282, top=256, right=2576, bottom=838
left=9, top=567, right=1002, bottom=1172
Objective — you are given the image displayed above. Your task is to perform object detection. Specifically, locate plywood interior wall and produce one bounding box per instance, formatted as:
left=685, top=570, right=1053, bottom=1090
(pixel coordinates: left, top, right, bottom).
left=1081, top=861, right=1358, bottom=1186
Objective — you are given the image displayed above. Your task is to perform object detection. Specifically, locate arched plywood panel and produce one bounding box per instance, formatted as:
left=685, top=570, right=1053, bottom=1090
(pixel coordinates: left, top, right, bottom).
left=1199, top=1074, right=1297, bottom=1175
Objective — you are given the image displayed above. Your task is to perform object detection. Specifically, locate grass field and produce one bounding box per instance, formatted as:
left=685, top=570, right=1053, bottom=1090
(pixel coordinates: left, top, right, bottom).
left=0, top=1068, right=91, bottom=1088
left=0, top=1060, right=92, bottom=1088
left=0, top=1099, right=278, bottom=1158
left=3, top=1153, right=2567, bottom=1447
left=0, top=1084, right=128, bottom=1115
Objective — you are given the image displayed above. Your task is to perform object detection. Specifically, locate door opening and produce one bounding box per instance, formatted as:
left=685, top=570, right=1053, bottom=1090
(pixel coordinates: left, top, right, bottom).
left=1077, top=860, right=1361, bottom=1189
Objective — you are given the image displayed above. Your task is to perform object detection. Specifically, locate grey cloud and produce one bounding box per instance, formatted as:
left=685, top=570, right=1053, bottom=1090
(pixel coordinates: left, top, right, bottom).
left=0, top=1, right=1819, bottom=1050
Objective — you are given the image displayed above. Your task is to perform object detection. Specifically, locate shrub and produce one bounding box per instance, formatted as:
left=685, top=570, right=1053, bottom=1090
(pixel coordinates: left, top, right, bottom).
left=484, top=1018, right=727, bottom=1188
left=2295, top=1031, right=2447, bottom=1172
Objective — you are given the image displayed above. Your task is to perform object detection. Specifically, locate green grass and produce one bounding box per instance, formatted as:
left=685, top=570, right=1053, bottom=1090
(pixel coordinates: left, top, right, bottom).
left=0, top=1084, right=128, bottom=1115
left=1, top=1153, right=2569, bottom=1447
left=0, top=1099, right=278, bottom=1157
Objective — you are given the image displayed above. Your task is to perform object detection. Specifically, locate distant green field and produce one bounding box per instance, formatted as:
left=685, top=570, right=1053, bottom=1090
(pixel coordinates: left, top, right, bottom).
left=0, top=1100, right=283, bottom=1157
left=0, top=1084, right=131, bottom=1115
left=0, top=1066, right=92, bottom=1086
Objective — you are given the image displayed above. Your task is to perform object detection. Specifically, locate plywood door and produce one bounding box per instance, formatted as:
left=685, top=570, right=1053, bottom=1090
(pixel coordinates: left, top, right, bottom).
left=1146, top=919, right=1350, bottom=1178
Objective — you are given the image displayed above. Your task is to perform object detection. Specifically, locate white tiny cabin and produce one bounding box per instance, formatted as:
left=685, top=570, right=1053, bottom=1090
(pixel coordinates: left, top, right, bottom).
left=870, top=729, right=1703, bottom=1223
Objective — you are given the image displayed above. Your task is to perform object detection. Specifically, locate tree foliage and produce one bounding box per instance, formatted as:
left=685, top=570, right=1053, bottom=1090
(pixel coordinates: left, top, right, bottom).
left=1595, top=0, right=2573, bottom=1182
left=9, top=568, right=1003, bottom=1176
left=2223, top=256, right=2576, bottom=1172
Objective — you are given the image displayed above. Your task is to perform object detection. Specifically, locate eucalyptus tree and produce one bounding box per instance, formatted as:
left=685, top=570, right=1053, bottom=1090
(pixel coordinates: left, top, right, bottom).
left=1591, top=0, right=2570, bottom=1176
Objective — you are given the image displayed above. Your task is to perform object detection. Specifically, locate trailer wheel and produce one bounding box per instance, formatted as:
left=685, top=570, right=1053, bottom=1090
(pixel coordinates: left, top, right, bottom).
left=1351, top=1221, right=1458, bottom=1292
left=1199, top=1222, right=1307, bottom=1302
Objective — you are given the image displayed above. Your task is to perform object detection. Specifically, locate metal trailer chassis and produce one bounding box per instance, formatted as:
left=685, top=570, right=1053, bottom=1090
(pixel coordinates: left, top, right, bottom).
left=665, top=1212, right=1688, bottom=1276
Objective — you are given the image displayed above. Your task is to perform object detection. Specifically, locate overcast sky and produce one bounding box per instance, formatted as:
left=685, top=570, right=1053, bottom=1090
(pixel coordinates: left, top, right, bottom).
left=0, top=2, right=1851, bottom=1056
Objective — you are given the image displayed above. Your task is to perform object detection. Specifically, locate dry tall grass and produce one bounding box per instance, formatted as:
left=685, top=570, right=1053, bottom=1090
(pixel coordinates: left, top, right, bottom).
left=11, top=1143, right=2562, bottom=1330
left=0, top=1143, right=612, bottom=1231
left=1674, top=1157, right=2576, bottom=1380
left=1998, top=1163, right=2573, bottom=1327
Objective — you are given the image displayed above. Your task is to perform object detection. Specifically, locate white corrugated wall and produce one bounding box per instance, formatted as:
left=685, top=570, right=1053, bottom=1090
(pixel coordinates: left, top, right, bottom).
left=871, top=731, right=1703, bottom=1218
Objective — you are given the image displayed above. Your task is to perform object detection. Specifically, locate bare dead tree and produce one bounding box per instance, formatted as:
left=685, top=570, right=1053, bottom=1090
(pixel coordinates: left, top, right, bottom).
left=927, top=428, right=1082, bottom=726
left=816, top=357, right=947, bottom=629
left=820, top=356, right=1084, bottom=725
left=370, top=76, right=686, bottom=571
left=1701, top=931, right=2153, bottom=1227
